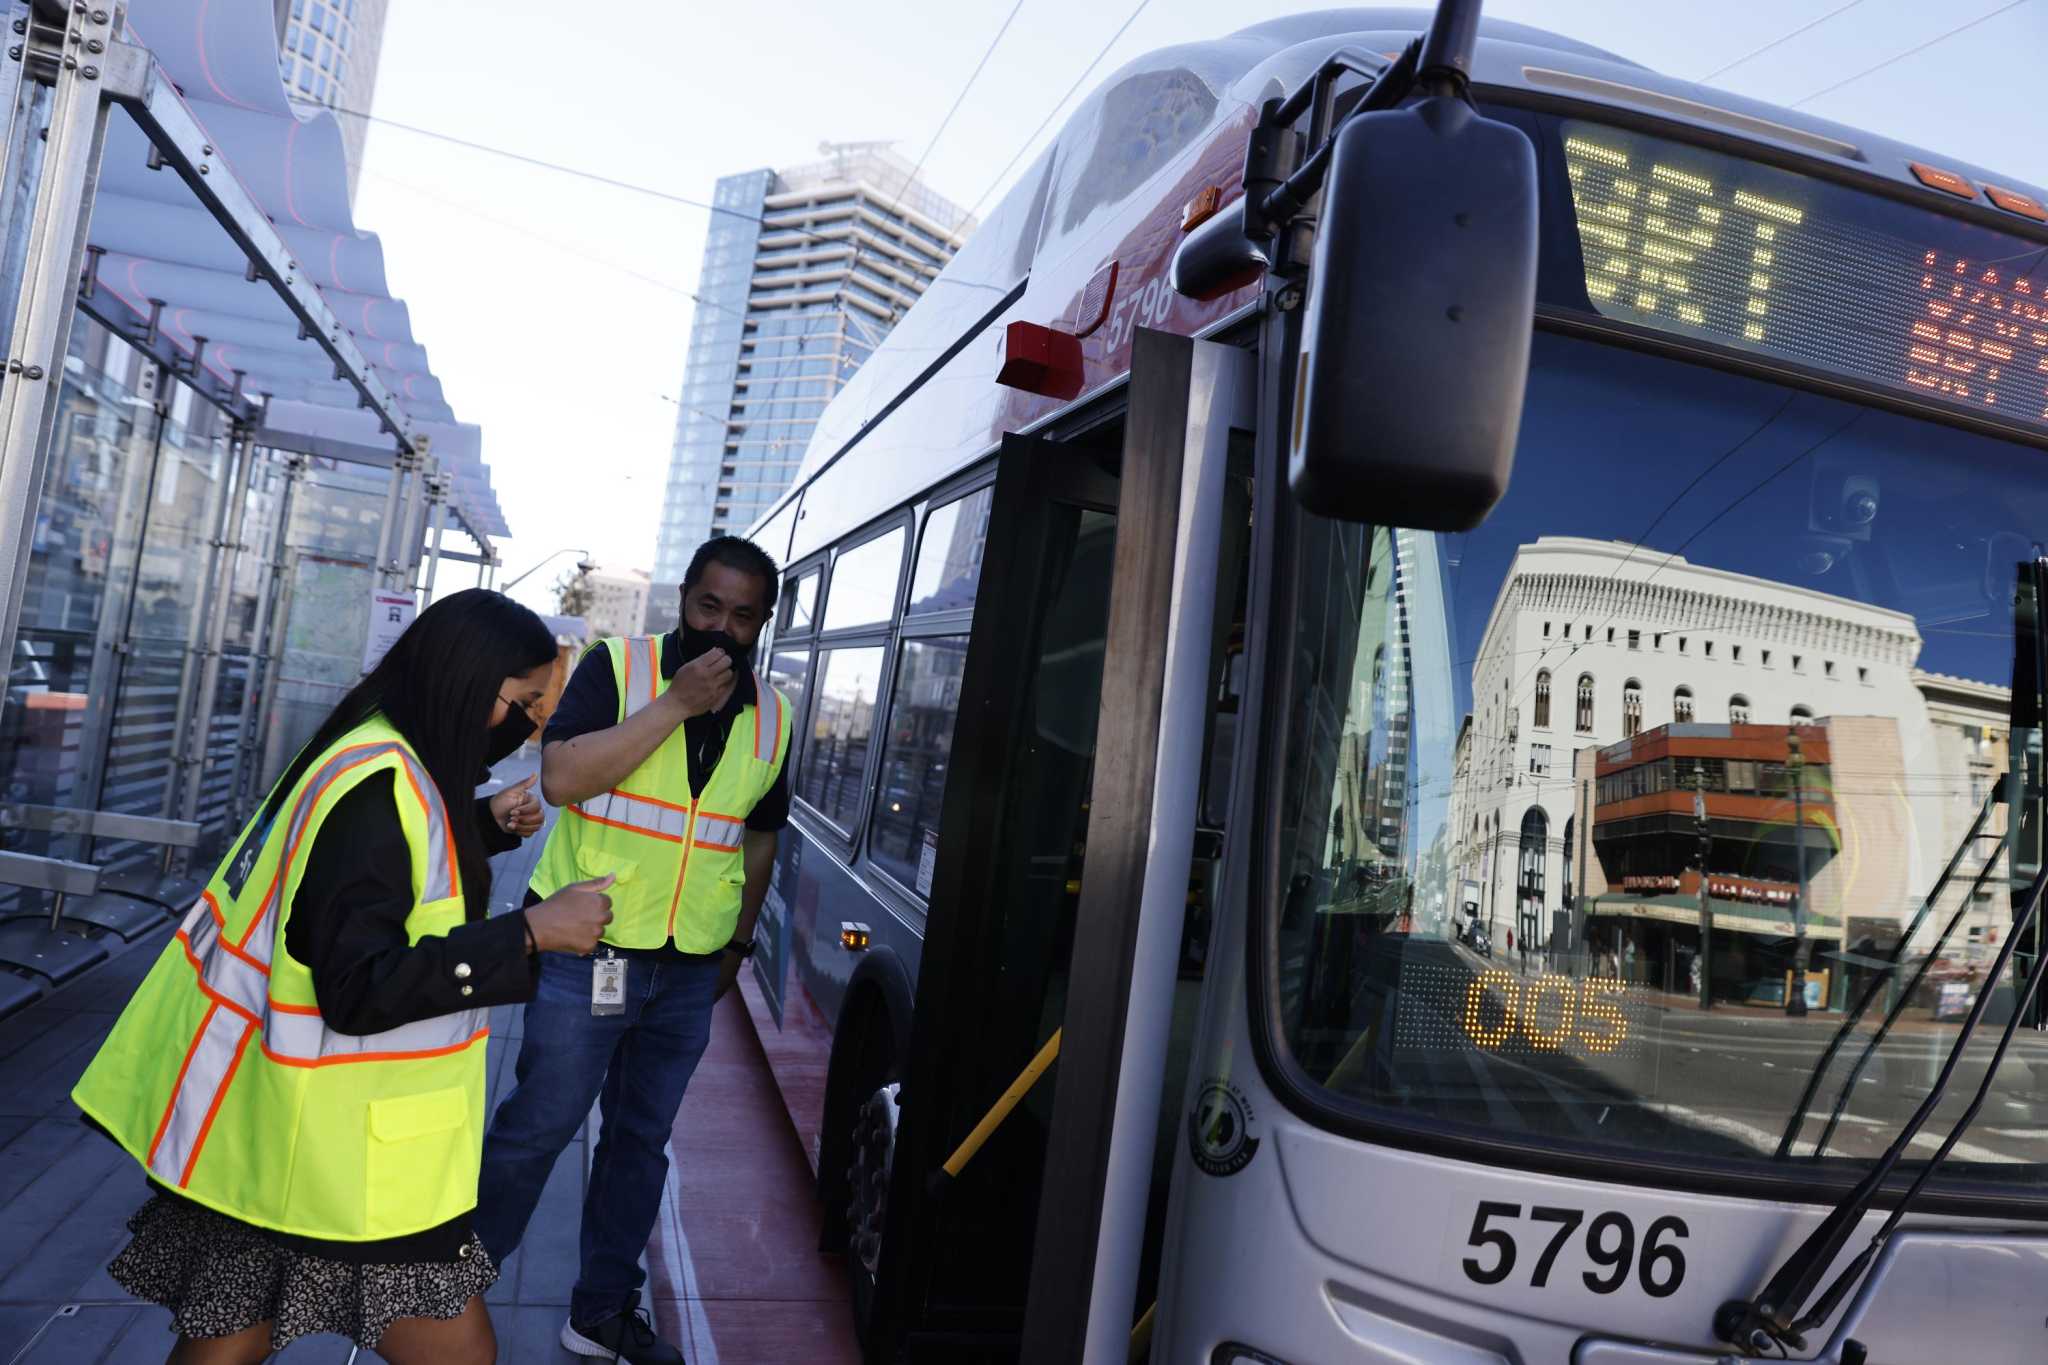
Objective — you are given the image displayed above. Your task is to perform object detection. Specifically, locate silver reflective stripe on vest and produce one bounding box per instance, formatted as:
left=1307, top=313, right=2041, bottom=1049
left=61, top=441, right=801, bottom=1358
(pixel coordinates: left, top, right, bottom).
left=622, top=636, right=661, bottom=717
left=751, top=674, right=781, bottom=764
left=578, top=789, right=689, bottom=842
left=147, top=1001, right=255, bottom=1185
left=265, top=1004, right=491, bottom=1063
left=149, top=738, right=473, bottom=1186
left=693, top=812, right=745, bottom=852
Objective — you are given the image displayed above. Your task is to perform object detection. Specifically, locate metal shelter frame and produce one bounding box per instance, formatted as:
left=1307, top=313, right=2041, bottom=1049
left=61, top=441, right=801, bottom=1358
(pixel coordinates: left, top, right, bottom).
left=0, top=0, right=498, bottom=999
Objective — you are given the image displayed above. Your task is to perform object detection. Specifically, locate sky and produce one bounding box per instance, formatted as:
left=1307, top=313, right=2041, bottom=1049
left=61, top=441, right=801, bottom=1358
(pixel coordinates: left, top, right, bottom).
left=349, top=0, right=2048, bottom=617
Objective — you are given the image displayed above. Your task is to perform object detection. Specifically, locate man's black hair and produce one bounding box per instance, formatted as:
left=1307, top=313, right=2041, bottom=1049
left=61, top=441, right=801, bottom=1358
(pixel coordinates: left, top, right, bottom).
left=682, top=535, right=780, bottom=612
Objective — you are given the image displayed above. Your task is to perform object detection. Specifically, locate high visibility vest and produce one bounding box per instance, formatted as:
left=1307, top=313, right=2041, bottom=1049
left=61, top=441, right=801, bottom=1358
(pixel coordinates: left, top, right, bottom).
left=72, top=716, right=490, bottom=1242
left=530, top=636, right=789, bottom=953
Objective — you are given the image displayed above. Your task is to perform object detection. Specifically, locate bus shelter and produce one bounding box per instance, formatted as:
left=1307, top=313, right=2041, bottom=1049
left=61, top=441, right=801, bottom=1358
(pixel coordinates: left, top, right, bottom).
left=0, top=0, right=505, bottom=1016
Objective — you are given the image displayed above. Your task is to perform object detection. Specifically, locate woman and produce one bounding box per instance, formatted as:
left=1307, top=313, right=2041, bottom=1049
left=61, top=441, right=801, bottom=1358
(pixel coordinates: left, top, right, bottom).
left=73, top=589, right=616, bottom=1365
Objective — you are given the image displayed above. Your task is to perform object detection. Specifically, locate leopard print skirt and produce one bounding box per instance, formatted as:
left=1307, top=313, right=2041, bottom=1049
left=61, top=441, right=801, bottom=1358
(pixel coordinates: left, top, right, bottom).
left=108, top=1193, right=497, bottom=1350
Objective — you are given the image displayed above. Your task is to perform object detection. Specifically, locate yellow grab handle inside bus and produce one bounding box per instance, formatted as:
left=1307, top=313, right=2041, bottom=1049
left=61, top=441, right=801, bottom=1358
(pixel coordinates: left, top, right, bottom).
left=1129, top=1301, right=1156, bottom=1361
left=939, top=1027, right=1061, bottom=1180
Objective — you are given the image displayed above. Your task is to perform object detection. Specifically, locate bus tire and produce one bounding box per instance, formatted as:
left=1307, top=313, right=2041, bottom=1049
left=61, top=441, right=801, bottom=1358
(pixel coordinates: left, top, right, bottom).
left=818, top=953, right=912, bottom=1347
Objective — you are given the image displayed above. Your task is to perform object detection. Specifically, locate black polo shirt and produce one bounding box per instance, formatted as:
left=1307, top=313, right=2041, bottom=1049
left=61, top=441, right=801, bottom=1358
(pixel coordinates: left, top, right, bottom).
left=541, top=631, right=790, bottom=832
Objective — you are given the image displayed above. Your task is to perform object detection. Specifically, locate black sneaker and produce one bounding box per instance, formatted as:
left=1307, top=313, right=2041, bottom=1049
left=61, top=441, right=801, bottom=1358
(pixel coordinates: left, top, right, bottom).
left=559, top=1306, right=685, bottom=1364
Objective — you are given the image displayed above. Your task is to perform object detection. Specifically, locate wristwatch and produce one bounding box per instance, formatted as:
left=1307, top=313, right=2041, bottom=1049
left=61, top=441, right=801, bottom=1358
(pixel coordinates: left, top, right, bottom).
left=723, top=937, right=757, bottom=960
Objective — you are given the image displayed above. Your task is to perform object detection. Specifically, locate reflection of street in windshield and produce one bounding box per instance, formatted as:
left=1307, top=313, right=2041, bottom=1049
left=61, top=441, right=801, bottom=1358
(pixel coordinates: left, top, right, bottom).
left=1358, top=942, right=2048, bottom=1166
left=1273, top=340, right=2048, bottom=1179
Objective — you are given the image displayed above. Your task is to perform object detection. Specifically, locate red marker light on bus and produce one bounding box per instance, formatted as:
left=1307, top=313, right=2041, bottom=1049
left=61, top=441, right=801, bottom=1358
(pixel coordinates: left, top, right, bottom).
left=994, top=319, right=1085, bottom=400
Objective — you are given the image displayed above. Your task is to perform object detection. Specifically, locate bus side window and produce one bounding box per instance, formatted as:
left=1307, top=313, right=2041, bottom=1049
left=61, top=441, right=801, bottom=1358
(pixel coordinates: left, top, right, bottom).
left=905, top=485, right=993, bottom=615
left=771, top=568, right=821, bottom=777
left=870, top=636, right=968, bottom=898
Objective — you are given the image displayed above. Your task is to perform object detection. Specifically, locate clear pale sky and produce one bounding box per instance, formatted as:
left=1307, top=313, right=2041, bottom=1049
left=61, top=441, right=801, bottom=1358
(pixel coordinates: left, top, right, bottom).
left=350, top=1, right=2048, bottom=616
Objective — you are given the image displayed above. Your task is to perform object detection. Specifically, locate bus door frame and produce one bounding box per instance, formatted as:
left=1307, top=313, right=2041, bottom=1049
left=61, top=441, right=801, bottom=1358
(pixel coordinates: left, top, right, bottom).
left=878, top=327, right=1255, bottom=1361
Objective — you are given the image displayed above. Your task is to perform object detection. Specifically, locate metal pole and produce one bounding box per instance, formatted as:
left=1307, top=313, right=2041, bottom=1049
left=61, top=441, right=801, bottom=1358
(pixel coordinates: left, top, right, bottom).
left=370, top=444, right=409, bottom=591
left=0, top=3, right=122, bottom=743
left=178, top=424, right=257, bottom=831
left=1696, top=768, right=1714, bottom=1011
left=391, top=438, right=426, bottom=590
left=420, top=471, right=448, bottom=601
left=226, top=451, right=298, bottom=819
left=162, top=427, right=242, bottom=819
left=1787, top=729, right=1810, bottom=1016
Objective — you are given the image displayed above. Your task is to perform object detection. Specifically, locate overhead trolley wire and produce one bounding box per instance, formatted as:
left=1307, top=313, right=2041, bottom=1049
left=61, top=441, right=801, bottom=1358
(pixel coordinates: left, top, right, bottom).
left=1789, top=0, right=2035, bottom=106
left=1695, top=1, right=1870, bottom=83
left=959, top=0, right=1156, bottom=224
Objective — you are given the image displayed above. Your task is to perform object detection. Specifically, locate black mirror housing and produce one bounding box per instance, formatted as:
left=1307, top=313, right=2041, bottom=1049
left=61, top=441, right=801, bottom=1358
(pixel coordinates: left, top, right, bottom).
left=1289, top=95, right=1538, bottom=531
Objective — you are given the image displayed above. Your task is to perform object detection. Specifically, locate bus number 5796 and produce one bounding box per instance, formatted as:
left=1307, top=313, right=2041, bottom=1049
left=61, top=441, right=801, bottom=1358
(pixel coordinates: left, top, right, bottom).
left=1462, top=1202, right=1689, bottom=1298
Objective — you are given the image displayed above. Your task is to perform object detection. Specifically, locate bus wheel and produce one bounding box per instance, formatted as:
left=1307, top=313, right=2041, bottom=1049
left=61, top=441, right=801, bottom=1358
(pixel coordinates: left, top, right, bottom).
left=846, top=1080, right=900, bottom=1328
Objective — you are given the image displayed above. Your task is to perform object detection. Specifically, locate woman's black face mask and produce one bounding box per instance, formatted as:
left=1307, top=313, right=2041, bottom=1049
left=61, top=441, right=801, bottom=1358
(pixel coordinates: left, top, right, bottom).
left=486, top=706, right=536, bottom=765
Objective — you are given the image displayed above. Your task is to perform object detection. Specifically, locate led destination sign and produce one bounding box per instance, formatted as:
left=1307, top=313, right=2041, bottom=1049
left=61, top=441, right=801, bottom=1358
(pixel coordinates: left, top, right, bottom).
left=1394, top=961, right=1650, bottom=1062
left=1559, top=120, right=2048, bottom=433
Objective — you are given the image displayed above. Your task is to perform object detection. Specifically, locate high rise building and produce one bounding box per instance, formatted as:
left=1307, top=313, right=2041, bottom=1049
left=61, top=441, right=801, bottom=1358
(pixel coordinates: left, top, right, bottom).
left=273, top=0, right=391, bottom=203
left=647, top=143, right=972, bottom=631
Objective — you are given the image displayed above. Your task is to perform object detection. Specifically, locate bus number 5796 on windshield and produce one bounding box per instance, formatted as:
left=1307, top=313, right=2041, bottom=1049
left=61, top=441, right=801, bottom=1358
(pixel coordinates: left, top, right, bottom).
left=1462, top=1202, right=1688, bottom=1297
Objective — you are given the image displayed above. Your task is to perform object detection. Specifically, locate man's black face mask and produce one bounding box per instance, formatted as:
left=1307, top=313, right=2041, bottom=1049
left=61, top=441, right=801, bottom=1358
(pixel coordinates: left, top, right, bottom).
left=679, top=622, right=751, bottom=671
left=486, top=707, right=536, bottom=765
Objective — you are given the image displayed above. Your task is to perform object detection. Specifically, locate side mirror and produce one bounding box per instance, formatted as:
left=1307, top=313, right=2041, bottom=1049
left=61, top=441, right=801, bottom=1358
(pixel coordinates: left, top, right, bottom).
left=1290, top=96, right=1538, bottom=531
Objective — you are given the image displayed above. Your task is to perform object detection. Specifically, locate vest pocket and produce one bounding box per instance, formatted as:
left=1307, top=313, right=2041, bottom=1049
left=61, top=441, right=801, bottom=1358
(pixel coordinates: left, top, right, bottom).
left=577, top=845, right=637, bottom=885
left=366, top=1087, right=472, bottom=1232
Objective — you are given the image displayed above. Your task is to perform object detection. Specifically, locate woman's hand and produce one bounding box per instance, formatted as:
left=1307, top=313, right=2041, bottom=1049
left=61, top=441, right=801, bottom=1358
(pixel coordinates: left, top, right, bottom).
left=525, top=875, right=615, bottom=955
left=490, top=774, right=544, bottom=838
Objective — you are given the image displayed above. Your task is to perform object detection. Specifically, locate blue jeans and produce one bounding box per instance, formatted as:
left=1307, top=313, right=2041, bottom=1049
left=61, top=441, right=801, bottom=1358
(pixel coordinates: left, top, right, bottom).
left=474, top=948, right=723, bottom=1325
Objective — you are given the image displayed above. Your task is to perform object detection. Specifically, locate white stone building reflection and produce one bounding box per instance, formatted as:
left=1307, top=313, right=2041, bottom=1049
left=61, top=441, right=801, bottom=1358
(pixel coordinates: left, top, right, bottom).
left=1448, top=537, right=2010, bottom=988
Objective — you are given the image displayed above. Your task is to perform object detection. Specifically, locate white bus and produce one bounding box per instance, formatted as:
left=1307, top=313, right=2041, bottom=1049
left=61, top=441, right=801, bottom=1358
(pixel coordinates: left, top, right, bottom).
left=734, top=4, right=2048, bottom=1359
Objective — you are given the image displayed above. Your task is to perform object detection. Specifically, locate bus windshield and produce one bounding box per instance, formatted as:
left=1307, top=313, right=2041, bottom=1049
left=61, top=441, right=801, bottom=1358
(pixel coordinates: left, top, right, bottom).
left=1267, top=327, right=2048, bottom=1188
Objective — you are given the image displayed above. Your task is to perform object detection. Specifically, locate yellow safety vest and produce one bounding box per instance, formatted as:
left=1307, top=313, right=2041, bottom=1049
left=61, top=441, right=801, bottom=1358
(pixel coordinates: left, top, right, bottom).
left=530, top=635, right=789, bottom=953
left=72, top=715, right=490, bottom=1242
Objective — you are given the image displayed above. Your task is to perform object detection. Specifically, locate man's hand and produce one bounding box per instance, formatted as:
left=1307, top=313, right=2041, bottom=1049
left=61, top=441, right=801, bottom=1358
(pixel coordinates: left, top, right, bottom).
left=714, top=949, right=744, bottom=1003
left=664, top=647, right=737, bottom=720
left=489, top=773, right=544, bottom=838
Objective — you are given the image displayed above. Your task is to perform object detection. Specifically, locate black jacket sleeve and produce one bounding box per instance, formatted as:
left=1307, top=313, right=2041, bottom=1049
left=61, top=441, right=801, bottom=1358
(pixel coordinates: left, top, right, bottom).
left=284, top=770, right=538, bottom=1036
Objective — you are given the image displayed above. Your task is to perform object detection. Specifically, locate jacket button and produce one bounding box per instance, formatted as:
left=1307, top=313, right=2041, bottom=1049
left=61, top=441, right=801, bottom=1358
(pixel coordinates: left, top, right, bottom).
left=454, top=962, right=472, bottom=980
left=458, top=1243, right=472, bottom=1260
left=460, top=984, right=474, bottom=997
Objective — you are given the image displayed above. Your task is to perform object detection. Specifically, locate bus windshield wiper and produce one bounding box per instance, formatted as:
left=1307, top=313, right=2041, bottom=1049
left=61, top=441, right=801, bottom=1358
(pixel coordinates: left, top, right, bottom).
left=1724, top=558, right=2048, bottom=1355
left=1720, top=862, right=2048, bottom=1353
left=1773, top=789, right=2001, bottom=1160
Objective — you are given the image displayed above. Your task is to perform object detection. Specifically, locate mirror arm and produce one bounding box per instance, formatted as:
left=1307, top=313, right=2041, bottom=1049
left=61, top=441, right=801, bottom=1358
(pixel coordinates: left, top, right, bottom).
left=1250, top=41, right=1420, bottom=249
left=1417, top=0, right=1484, bottom=94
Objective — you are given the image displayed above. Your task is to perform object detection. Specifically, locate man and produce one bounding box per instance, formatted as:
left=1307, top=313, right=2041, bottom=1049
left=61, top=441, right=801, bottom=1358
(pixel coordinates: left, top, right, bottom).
left=475, top=536, right=791, bottom=1364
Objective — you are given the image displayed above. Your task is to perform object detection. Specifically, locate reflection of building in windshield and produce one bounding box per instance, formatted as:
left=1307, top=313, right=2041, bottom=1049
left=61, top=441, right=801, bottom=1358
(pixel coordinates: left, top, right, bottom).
left=1449, top=537, right=2008, bottom=997
left=1326, top=531, right=1411, bottom=915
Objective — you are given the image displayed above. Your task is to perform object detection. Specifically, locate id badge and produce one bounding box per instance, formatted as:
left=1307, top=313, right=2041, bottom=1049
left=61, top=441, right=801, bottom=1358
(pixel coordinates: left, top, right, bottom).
left=592, top=953, right=626, bottom=1016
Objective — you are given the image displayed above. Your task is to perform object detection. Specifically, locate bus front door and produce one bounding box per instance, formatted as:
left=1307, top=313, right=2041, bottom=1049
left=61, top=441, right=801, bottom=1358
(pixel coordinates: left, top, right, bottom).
left=877, top=329, right=1255, bottom=1363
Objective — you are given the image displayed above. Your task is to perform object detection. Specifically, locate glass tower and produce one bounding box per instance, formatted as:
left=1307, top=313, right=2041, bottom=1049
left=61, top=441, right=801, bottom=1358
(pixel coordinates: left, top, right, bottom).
left=647, top=144, right=971, bottom=631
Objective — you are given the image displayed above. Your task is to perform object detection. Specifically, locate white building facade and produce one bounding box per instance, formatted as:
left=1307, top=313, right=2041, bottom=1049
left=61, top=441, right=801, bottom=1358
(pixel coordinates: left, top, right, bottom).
left=1449, top=536, right=1964, bottom=956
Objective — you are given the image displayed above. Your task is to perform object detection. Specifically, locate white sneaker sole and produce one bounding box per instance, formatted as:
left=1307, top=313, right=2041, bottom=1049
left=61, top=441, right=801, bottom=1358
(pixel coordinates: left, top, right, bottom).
left=559, top=1318, right=621, bottom=1359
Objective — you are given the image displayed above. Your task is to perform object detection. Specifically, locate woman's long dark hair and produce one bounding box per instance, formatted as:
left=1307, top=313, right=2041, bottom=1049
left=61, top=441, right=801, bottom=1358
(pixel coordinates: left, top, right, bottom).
left=260, top=588, right=556, bottom=916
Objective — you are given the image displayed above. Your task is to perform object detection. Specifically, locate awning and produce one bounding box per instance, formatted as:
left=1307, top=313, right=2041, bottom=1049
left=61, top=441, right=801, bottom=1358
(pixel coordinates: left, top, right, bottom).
left=77, top=0, right=507, bottom=542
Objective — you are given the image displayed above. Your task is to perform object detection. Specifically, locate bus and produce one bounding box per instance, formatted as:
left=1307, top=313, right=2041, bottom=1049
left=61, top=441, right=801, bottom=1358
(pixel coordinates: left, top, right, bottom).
left=731, top=3, right=2048, bottom=1359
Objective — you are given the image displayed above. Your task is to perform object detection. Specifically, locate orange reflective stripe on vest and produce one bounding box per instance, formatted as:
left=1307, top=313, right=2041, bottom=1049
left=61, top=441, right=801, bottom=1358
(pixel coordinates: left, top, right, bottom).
left=622, top=636, right=662, bottom=717
left=749, top=674, right=782, bottom=764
